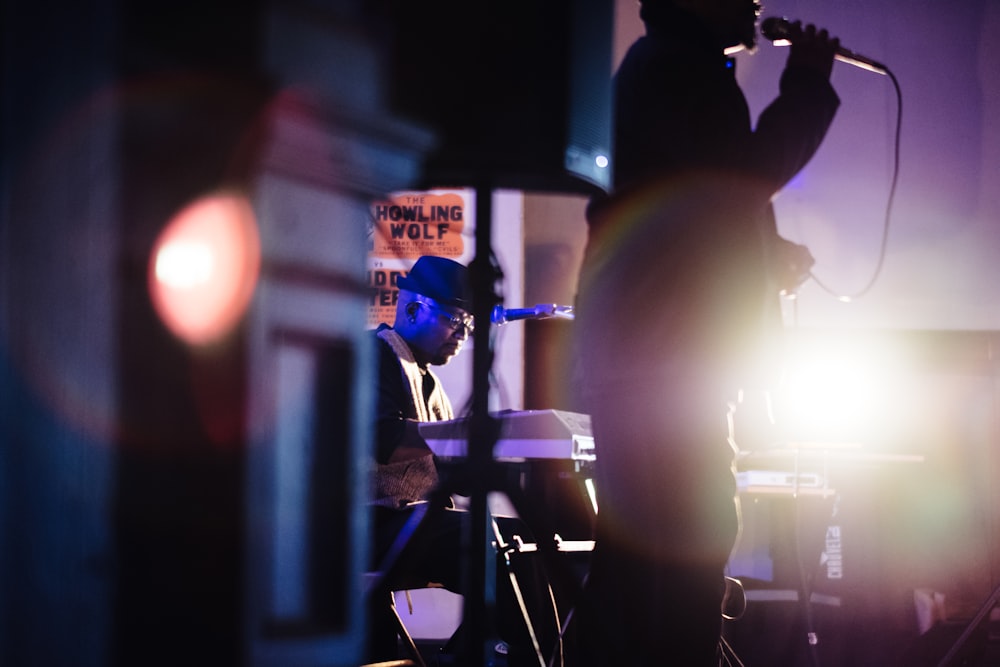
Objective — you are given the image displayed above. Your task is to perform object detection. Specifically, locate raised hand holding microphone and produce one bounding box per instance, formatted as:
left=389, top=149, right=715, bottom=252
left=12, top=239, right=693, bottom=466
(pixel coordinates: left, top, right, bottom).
left=779, top=19, right=840, bottom=79
left=762, top=16, right=889, bottom=75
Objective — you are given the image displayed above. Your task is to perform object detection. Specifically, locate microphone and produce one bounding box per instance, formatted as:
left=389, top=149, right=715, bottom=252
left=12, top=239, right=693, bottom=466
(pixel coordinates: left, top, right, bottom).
left=491, top=303, right=575, bottom=325
left=760, top=16, right=888, bottom=75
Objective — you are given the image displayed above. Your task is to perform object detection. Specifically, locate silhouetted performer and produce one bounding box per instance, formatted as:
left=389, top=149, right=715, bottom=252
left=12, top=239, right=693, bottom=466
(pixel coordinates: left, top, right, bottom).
left=571, top=1, right=840, bottom=664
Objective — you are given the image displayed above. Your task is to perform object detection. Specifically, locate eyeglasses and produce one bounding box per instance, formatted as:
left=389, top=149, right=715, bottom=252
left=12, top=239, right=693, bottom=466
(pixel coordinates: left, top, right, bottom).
left=417, top=299, right=475, bottom=335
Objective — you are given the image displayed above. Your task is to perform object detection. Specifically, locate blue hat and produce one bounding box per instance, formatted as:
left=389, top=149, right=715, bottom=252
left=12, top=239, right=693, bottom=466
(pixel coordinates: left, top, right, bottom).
left=397, top=256, right=471, bottom=310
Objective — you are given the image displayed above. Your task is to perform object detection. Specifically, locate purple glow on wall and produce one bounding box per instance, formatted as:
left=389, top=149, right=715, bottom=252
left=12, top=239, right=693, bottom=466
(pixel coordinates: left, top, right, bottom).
left=729, top=0, right=1000, bottom=330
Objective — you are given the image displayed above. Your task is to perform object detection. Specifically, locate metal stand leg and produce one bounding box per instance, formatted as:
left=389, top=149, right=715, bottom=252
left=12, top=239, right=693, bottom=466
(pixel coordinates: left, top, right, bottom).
left=936, top=583, right=1000, bottom=667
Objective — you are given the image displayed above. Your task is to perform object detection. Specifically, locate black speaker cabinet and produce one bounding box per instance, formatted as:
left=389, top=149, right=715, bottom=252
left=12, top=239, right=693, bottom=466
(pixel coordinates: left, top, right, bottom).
left=384, top=0, right=614, bottom=195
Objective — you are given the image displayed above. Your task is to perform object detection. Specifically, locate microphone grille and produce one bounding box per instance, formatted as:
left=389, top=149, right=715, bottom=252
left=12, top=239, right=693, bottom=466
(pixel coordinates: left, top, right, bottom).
left=760, top=16, right=791, bottom=42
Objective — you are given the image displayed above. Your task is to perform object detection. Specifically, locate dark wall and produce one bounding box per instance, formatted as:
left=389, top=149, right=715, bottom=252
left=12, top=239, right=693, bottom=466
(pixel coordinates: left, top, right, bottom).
left=112, top=3, right=266, bottom=666
left=1, top=2, right=119, bottom=666
left=1, top=1, right=267, bottom=666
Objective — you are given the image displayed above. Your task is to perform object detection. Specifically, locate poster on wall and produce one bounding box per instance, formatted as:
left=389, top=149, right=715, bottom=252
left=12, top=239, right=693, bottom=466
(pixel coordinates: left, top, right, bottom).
left=366, top=187, right=525, bottom=421
left=367, top=189, right=473, bottom=328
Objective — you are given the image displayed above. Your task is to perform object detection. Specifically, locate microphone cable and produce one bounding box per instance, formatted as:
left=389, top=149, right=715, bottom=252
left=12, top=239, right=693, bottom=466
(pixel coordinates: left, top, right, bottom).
left=808, top=66, right=902, bottom=303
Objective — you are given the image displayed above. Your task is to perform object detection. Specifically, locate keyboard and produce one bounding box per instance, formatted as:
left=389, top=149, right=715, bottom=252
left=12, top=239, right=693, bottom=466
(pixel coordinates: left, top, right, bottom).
left=419, top=409, right=595, bottom=461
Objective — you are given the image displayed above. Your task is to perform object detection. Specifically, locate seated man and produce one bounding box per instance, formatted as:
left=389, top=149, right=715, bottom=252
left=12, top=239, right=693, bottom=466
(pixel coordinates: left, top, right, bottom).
left=366, top=255, right=555, bottom=665
left=371, top=255, right=471, bottom=524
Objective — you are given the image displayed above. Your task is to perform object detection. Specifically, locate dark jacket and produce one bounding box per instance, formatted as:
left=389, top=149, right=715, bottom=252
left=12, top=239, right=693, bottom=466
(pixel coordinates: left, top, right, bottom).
left=579, top=9, right=840, bottom=396
left=371, top=324, right=451, bottom=508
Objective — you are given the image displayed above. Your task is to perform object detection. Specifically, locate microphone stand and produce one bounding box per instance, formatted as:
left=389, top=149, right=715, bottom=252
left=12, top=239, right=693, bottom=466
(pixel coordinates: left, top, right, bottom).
left=459, top=186, right=576, bottom=667
left=935, top=583, right=1000, bottom=667
left=461, top=184, right=502, bottom=666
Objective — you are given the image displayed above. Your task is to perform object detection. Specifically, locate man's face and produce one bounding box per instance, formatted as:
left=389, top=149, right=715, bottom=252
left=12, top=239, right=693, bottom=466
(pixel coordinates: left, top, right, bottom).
left=682, top=0, right=761, bottom=50
left=406, top=297, right=474, bottom=366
